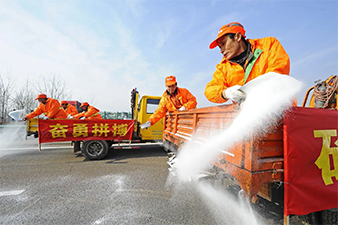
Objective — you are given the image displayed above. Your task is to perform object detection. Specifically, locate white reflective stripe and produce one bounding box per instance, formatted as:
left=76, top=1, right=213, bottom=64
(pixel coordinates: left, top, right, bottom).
left=89, top=112, right=99, bottom=117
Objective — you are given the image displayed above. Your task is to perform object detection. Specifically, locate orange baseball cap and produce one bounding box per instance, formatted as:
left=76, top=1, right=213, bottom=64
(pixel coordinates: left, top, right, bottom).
left=209, top=22, right=246, bottom=49
left=165, top=75, right=176, bottom=86
left=35, top=94, right=47, bottom=100
left=60, top=100, right=67, bottom=104
left=80, top=102, right=89, bottom=107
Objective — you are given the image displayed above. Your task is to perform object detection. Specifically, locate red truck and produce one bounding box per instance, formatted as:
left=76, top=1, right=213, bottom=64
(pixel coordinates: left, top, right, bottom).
left=34, top=89, right=164, bottom=160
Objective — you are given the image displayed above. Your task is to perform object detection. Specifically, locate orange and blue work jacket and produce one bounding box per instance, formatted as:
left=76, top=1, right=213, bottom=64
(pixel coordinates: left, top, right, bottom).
left=205, top=37, right=290, bottom=103
left=65, top=104, right=78, bottom=116
left=73, top=105, right=102, bottom=120
left=26, top=98, right=68, bottom=120
left=148, top=87, right=197, bottom=125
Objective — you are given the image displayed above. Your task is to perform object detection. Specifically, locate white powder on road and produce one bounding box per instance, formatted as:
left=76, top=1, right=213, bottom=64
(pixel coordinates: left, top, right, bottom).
left=0, top=120, right=30, bottom=157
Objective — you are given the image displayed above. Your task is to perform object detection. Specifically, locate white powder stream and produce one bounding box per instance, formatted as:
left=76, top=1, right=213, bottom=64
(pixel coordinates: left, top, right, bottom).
left=176, top=72, right=303, bottom=181
left=0, top=110, right=28, bottom=156
left=168, top=72, right=304, bottom=224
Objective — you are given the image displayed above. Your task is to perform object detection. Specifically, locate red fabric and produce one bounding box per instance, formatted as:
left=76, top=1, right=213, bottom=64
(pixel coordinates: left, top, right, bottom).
left=38, top=119, right=135, bottom=144
left=283, top=107, right=338, bottom=216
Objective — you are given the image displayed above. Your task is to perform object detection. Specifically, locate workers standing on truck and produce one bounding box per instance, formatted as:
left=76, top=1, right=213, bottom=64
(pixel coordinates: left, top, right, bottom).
left=205, top=22, right=290, bottom=104
left=140, top=75, right=197, bottom=129
left=60, top=100, right=78, bottom=118
left=73, top=102, right=102, bottom=120
left=22, top=94, right=68, bottom=121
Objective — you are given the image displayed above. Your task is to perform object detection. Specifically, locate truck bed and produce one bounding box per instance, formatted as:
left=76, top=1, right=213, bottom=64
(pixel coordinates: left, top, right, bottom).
left=163, top=104, right=283, bottom=199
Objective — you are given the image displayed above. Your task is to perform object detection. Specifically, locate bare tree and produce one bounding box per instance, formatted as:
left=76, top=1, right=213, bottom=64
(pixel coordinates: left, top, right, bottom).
left=12, top=78, right=36, bottom=114
left=34, top=73, right=71, bottom=100
left=0, top=74, right=14, bottom=123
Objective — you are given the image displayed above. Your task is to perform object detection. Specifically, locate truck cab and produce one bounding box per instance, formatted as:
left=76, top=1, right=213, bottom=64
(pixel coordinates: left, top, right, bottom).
left=26, top=89, right=164, bottom=160
left=131, top=88, right=163, bottom=142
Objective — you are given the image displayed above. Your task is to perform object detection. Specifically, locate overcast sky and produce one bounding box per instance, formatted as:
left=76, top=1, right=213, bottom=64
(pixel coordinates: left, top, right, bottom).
left=0, top=0, right=337, bottom=112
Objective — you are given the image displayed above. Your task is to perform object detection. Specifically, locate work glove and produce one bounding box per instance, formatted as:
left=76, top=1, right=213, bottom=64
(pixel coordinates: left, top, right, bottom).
left=38, top=114, right=48, bottom=119
left=67, top=114, right=74, bottom=119
left=178, top=106, right=186, bottom=111
left=222, top=85, right=246, bottom=103
left=80, top=117, right=86, bottom=120
left=140, top=121, right=151, bottom=129
left=38, top=114, right=49, bottom=120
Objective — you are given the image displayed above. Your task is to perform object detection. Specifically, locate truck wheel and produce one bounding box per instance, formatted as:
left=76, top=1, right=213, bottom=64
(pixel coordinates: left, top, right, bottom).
left=82, top=140, right=109, bottom=160
left=321, top=209, right=338, bottom=224
left=289, top=212, right=321, bottom=225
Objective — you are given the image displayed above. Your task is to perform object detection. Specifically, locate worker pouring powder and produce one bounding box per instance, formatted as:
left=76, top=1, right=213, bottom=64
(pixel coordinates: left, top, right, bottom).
left=174, top=72, right=303, bottom=182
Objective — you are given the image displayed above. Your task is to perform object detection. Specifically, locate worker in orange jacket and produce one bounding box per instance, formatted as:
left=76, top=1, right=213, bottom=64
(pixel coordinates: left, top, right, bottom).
left=60, top=100, right=78, bottom=118
left=23, top=94, right=67, bottom=120
left=73, top=102, right=102, bottom=120
left=140, top=75, right=197, bottom=129
left=205, top=22, right=290, bottom=104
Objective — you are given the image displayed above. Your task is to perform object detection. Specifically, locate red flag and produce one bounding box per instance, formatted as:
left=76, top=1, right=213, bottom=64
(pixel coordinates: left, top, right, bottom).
left=38, top=119, right=135, bottom=144
left=283, top=107, right=338, bottom=216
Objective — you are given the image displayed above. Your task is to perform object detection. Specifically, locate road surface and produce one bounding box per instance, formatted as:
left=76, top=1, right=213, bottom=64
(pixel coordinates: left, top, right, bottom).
left=0, top=138, right=312, bottom=225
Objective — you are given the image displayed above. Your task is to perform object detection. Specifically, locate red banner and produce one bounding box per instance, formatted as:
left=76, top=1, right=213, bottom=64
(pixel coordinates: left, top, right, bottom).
left=283, top=107, right=338, bottom=216
left=38, top=119, right=135, bottom=144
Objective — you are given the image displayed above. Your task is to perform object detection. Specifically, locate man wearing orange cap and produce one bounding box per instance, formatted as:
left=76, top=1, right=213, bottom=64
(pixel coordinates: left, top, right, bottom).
left=60, top=100, right=78, bottom=118
left=140, top=75, right=197, bottom=129
left=73, top=102, right=102, bottom=120
left=205, top=22, right=290, bottom=104
left=23, top=94, right=68, bottom=120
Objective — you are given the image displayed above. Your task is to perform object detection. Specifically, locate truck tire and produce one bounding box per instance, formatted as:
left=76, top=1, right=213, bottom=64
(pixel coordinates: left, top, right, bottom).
left=289, top=212, right=321, bottom=225
left=82, top=140, right=109, bottom=160
left=321, top=209, right=338, bottom=224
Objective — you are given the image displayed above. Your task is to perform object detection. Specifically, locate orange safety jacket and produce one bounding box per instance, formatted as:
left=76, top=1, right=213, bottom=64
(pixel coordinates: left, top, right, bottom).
left=73, top=105, right=102, bottom=120
left=205, top=37, right=290, bottom=103
left=65, top=104, right=78, bottom=116
left=148, top=87, right=197, bottom=125
left=26, top=98, right=68, bottom=120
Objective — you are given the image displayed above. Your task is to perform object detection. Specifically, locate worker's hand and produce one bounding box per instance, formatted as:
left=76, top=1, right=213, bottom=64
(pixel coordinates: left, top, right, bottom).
left=222, top=85, right=246, bottom=103
left=178, top=106, right=186, bottom=111
left=140, top=121, right=151, bottom=129
left=80, top=117, right=86, bottom=120
left=22, top=117, right=27, bottom=121
left=67, top=114, right=74, bottom=119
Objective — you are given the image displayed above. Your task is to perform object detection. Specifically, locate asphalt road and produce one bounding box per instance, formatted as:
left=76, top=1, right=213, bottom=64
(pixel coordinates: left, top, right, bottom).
left=0, top=139, right=220, bottom=225
left=0, top=138, right=313, bottom=225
